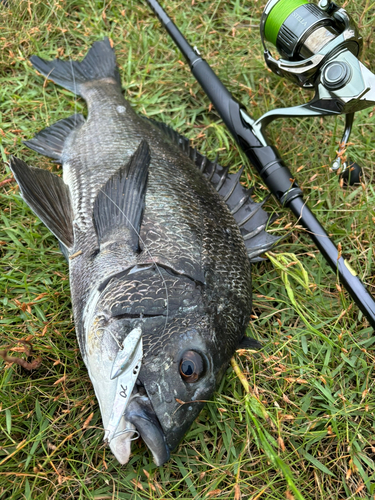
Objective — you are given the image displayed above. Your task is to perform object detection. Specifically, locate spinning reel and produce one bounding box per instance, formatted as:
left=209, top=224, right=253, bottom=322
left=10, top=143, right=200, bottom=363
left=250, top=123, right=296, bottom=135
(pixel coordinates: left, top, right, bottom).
left=256, top=0, right=375, bottom=182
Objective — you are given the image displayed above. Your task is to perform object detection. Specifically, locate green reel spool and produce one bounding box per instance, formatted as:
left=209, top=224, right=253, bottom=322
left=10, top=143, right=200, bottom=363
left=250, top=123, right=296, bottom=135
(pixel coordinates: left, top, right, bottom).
left=264, top=0, right=308, bottom=47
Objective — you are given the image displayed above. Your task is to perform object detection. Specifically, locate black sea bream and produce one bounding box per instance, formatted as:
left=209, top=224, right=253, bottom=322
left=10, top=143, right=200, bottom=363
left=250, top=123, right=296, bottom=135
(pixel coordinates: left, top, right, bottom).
left=10, top=39, right=278, bottom=465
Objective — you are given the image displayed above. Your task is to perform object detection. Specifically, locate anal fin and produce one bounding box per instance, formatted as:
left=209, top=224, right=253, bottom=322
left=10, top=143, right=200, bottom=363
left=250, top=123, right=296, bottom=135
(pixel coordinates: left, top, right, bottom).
left=93, top=140, right=150, bottom=251
left=24, top=114, right=85, bottom=162
left=9, top=157, right=74, bottom=248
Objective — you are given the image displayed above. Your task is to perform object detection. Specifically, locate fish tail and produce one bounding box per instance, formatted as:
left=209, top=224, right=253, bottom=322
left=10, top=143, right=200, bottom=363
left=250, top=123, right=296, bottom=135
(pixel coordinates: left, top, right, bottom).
left=30, top=38, right=121, bottom=96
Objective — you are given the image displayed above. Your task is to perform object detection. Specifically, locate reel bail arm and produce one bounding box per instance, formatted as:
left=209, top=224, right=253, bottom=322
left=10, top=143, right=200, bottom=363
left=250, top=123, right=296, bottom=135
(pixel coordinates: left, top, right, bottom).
left=330, top=112, right=362, bottom=186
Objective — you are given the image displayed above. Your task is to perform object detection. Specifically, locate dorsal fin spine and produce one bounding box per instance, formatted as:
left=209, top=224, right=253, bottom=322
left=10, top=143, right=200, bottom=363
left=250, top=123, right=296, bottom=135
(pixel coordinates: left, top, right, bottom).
left=243, top=225, right=266, bottom=241
left=238, top=199, right=266, bottom=227
left=207, top=165, right=215, bottom=182
left=220, top=168, right=242, bottom=200
left=215, top=166, right=231, bottom=192
left=199, top=155, right=207, bottom=173
left=229, top=193, right=251, bottom=214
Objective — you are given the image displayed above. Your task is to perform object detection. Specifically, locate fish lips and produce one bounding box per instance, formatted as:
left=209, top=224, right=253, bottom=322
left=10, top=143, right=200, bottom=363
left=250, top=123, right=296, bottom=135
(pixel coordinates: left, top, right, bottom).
left=124, top=394, right=170, bottom=466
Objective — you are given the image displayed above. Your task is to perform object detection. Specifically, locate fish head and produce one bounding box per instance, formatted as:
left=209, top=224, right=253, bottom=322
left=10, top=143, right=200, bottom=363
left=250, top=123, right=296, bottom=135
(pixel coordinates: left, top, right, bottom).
left=131, top=311, right=239, bottom=460
left=85, top=308, right=238, bottom=466
left=83, top=269, right=248, bottom=466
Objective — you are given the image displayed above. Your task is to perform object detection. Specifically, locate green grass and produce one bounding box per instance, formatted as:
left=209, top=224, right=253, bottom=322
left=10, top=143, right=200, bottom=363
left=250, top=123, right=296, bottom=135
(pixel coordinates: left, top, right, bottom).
left=1, top=0, right=375, bottom=498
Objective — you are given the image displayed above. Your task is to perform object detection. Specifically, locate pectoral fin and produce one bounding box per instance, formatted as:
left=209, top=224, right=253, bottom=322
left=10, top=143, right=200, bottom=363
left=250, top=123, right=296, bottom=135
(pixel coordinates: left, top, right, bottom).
left=9, top=157, right=74, bottom=248
left=238, top=336, right=262, bottom=350
left=93, top=140, right=150, bottom=251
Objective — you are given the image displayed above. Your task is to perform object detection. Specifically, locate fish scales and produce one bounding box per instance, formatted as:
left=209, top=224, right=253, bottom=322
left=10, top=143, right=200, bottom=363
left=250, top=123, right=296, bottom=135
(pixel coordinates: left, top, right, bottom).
left=10, top=38, right=278, bottom=465
left=66, top=84, right=251, bottom=355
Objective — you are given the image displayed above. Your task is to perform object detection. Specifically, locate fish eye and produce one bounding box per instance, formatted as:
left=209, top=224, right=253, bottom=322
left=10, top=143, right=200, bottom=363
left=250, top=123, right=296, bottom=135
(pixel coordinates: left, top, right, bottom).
left=179, top=351, right=204, bottom=383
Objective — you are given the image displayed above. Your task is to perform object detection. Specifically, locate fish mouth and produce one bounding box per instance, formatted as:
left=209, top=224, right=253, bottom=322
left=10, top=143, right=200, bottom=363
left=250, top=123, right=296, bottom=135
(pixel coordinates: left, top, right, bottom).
left=108, top=384, right=170, bottom=466
left=125, top=390, right=170, bottom=466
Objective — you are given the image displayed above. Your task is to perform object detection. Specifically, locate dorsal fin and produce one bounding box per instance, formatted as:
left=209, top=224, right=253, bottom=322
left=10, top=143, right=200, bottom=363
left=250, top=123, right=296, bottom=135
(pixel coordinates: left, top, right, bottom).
left=9, top=157, right=74, bottom=248
left=146, top=118, right=281, bottom=260
left=93, top=140, right=150, bottom=251
left=24, top=114, right=85, bottom=162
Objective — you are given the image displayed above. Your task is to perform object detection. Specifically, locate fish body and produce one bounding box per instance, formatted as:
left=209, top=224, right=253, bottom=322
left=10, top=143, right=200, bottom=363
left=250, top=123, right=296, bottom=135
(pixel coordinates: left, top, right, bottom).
left=10, top=39, right=278, bottom=465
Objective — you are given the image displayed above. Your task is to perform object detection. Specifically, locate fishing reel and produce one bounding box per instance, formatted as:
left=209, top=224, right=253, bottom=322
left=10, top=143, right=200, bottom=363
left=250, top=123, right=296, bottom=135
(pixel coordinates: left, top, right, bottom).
left=254, top=0, right=375, bottom=182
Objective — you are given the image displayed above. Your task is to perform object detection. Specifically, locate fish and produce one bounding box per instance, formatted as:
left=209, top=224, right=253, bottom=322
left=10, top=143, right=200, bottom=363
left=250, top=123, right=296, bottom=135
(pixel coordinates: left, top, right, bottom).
left=9, top=38, right=279, bottom=466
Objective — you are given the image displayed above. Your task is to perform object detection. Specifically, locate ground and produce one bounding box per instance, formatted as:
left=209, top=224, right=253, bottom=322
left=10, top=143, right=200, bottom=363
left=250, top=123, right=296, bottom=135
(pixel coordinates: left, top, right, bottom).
left=1, top=0, right=375, bottom=499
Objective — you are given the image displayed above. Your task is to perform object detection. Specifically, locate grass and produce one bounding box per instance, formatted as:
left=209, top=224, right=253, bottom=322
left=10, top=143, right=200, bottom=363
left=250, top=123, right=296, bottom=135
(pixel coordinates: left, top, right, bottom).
left=1, top=0, right=375, bottom=498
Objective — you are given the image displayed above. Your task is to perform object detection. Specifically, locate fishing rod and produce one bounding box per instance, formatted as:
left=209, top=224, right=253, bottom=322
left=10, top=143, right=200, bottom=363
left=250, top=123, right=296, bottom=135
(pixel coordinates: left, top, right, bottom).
left=146, top=0, right=375, bottom=328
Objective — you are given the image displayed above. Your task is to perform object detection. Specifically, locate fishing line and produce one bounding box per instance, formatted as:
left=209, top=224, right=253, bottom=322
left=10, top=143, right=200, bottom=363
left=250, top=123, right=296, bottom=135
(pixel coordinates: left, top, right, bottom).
left=96, top=326, right=121, bottom=350
left=43, top=0, right=79, bottom=121
left=112, top=428, right=140, bottom=441
left=98, top=188, right=170, bottom=338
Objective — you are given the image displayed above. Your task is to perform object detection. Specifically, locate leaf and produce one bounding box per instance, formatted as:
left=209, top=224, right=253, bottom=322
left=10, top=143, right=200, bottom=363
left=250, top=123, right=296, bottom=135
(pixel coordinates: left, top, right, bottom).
left=5, top=409, right=11, bottom=434
left=174, top=457, right=198, bottom=498
left=312, top=381, right=336, bottom=406
left=245, top=400, right=306, bottom=500
left=341, top=353, right=357, bottom=368
left=300, top=450, right=335, bottom=477
left=24, top=438, right=41, bottom=469
left=24, top=478, right=31, bottom=500
left=35, top=399, right=42, bottom=423
left=353, top=456, right=370, bottom=488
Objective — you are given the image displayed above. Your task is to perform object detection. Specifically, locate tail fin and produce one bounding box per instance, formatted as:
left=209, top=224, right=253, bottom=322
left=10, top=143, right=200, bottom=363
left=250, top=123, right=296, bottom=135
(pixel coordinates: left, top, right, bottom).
left=30, top=38, right=121, bottom=96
